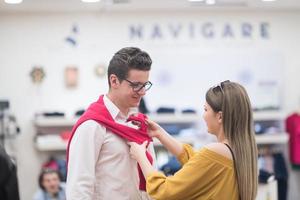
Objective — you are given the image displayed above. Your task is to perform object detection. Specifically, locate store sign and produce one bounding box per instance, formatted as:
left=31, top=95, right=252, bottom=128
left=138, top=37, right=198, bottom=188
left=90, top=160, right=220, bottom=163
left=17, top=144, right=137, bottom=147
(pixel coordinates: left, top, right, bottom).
left=129, top=22, right=270, bottom=40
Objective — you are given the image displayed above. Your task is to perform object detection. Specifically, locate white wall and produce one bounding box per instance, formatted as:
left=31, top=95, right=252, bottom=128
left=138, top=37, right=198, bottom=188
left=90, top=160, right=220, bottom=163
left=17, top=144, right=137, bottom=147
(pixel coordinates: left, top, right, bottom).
left=1, top=11, right=300, bottom=200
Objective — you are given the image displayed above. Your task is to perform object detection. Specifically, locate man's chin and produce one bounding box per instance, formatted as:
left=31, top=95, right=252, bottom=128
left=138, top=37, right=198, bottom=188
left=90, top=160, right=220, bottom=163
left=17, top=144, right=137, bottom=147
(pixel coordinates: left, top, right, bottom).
left=131, top=103, right=139, bottom=108
left=130, top=101, right=140, bottom=108
left=131, top=98, right=141, bottom=106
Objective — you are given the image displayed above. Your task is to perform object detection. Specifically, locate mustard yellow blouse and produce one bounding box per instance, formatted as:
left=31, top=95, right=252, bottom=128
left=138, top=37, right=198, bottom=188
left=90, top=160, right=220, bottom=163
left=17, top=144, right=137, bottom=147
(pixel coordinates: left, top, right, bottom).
left=146, top=144, right=239, bottom=200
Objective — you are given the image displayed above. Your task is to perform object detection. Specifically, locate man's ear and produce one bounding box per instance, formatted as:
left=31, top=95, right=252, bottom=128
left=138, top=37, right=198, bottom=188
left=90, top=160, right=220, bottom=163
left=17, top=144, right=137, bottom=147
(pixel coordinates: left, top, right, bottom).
left=109, top=74, right=120, bottom=88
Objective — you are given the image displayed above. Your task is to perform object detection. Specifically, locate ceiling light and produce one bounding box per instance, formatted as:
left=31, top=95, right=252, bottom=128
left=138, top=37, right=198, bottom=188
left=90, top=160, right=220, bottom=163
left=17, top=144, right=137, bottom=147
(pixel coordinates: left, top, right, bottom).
left=206, top=0, right=216, bottom=5
left=188, top=0, right=205, bottom=2
left=261, top=0, right=277, bottom=2
left=4, top=0, right=23, bottom=4
left=81, top=0, right=101, bottom=3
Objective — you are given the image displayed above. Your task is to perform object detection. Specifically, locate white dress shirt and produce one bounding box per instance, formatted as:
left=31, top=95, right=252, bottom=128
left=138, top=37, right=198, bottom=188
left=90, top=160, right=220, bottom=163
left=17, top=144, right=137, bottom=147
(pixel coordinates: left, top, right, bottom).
left=66, top=95, right=154, bottom=200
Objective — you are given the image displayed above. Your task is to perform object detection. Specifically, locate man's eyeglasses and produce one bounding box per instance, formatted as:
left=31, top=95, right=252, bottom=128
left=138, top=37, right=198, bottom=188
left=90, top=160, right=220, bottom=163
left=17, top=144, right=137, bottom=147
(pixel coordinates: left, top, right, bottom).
left=124, top=79, right=153, bottom=92
left=212, top=80, right=230, bottom=94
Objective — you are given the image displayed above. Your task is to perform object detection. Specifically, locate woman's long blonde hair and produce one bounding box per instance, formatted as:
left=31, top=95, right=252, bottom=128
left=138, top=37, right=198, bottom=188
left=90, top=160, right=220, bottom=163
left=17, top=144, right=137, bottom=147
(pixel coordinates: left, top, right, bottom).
left=206, top=81, right=258, bottom=200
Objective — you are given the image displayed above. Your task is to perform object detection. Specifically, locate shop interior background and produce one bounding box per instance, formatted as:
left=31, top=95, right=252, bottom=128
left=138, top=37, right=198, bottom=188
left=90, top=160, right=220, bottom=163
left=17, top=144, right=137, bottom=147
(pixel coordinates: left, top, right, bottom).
left=0, top=0, right=300, bottom=199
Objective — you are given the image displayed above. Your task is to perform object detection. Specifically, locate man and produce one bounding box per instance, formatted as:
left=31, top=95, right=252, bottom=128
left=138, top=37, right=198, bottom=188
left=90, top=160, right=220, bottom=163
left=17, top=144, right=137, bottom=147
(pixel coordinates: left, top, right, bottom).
left=33, top=168, right=66, bottom=200
left=0, top=144, right=20, bottom=200
left=66, top=47, right=154, bottom=200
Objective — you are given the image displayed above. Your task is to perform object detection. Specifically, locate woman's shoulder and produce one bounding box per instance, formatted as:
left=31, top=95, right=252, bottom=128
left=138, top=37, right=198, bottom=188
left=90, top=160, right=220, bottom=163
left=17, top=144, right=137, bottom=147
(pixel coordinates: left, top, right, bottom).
left=204, top=143, right=233, bottom=160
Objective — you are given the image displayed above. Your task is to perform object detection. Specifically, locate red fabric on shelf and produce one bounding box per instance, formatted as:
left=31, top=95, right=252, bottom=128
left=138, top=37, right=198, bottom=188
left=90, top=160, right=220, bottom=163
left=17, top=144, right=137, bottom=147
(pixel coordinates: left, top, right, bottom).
left=60, top=131, right=72, bottom=141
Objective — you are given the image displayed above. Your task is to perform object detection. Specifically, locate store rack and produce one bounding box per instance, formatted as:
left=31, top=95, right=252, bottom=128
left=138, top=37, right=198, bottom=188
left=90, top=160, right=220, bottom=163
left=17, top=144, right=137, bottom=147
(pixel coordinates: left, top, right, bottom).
left=33, top=111, right=289, bottom=150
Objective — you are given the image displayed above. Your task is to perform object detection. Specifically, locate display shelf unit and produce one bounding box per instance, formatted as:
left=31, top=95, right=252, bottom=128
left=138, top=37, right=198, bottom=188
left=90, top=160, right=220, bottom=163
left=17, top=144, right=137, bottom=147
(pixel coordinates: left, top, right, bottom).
left=34, top=117, right=78, bottom=127
left=256, top=133, right=289, bottom=145
left=33, top=113, right=201, bottom=151
left=35, top=135, right=67, bottom=151
left=253, top=111, right=288, bottom=145
left=33, top=111, right=283, bottom=199
left=33, top=113, right=199, bottom=127
left=34, top=111, right=287, bottom=126
left=33, top=111, right=289, bottom=151
left=149, top=113, right=200, bottom=124
left=254, top=111, right=286, bottom=200
left=33, top=116, right=77, bottom=151
left=35, top=135, right=201, bottom=151
left=253, top=111, right=286, bottom=121
left=34, top=133, right=289, bottom=151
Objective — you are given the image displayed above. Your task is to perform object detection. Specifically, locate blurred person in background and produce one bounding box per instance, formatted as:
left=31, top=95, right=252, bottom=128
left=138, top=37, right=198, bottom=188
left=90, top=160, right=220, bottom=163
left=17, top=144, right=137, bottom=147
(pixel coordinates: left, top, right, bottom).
left=33, top=168, right=66, bottom=200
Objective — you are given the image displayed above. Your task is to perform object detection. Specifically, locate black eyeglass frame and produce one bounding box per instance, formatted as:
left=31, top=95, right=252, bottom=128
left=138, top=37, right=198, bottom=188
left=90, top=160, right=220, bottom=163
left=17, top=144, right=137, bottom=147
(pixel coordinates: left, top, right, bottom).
left=124, top=79, right=153, bottom=92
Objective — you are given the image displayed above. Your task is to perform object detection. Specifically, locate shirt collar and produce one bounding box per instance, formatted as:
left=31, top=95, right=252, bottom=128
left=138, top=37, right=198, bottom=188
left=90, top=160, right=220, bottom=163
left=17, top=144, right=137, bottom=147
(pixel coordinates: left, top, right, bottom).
left=103, top=95, right=138, bottom=120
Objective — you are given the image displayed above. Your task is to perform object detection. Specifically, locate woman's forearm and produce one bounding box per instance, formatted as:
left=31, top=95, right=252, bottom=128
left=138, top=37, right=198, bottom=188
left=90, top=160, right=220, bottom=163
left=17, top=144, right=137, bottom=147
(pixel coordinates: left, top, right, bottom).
left=137, top=153, right=156, bottom=177
left=156, top=129, right=183, bottom=157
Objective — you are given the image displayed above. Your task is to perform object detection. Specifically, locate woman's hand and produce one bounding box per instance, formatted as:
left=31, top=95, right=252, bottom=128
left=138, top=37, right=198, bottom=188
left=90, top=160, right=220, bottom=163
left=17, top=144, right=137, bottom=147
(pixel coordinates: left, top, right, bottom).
left=128, top=141, right=156, bottom=177
left=146, top=118, right=164, bottom=138
left=128, top=141, right=148, bottom=162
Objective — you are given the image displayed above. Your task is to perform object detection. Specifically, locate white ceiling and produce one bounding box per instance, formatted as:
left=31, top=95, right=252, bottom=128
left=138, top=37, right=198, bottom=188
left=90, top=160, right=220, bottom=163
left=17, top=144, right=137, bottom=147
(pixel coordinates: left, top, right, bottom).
left=0, top=0, right=300, bottom=13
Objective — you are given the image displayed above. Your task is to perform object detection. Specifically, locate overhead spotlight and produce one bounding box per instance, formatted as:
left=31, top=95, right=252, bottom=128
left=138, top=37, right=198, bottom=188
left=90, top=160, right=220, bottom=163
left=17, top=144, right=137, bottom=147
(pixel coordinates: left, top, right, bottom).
left=81, top=0, right=101, bottom=3
left=4, top=0, right=23, bottom=4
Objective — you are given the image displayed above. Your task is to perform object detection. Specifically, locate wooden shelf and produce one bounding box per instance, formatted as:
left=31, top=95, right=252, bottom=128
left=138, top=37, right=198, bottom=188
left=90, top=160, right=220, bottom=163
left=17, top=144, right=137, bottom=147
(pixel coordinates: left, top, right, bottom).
left=34, top=112, right=289, bottom=151
left=33, top=111, right=286, bottom=127
left=35, top=132, right=289, bottom=151
left=34, top=117, right=78, bottom=127
left=35, top=135, right=67, bottom=151
left=152, top=136, right=197, bottom=146
left=149, top=113, right=200, bottom=124
left=255, top=133, right=289, bottom=145
left=253, top=111, right=286, bottom=121
left=33, top=114, right=200, bottom=127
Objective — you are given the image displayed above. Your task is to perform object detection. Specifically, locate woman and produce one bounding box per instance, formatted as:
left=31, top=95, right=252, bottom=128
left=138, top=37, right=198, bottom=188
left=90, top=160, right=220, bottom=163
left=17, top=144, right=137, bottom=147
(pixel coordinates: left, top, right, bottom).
left=128, top=81, right=258, bottom=200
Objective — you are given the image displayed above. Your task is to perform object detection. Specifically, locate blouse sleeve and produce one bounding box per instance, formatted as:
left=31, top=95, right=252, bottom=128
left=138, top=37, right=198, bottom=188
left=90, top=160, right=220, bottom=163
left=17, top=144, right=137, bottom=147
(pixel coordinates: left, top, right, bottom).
left=177, top=143, right=196, bottom=165
left=146, top=148, right=227, bottom=200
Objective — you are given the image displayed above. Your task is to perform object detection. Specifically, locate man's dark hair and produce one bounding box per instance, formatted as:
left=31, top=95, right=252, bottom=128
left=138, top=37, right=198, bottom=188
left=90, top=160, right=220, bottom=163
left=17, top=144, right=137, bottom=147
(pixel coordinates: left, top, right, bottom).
left=107, top=47, right=152, bottom=87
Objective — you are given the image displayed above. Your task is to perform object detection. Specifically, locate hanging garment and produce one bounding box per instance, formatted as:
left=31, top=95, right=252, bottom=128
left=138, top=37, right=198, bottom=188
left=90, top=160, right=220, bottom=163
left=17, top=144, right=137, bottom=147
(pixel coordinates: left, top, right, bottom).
left=0, top=145, right=20, bottom=200
left=273, top=153, right=288, bottom=200
left=258, top=152, right=288, bottom=200
left=285, top=113, right=300, bottom=166
left=66, top=95, right=153, bottom=191
left=259, top=169, right=273, bottom=184
left=160, top=156, right=181, bottom=176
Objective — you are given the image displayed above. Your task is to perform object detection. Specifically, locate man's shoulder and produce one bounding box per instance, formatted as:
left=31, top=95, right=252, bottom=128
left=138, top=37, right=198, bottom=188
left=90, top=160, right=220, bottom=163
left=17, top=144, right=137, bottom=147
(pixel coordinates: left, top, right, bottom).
left=77, top=120, right=106, bottom=132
